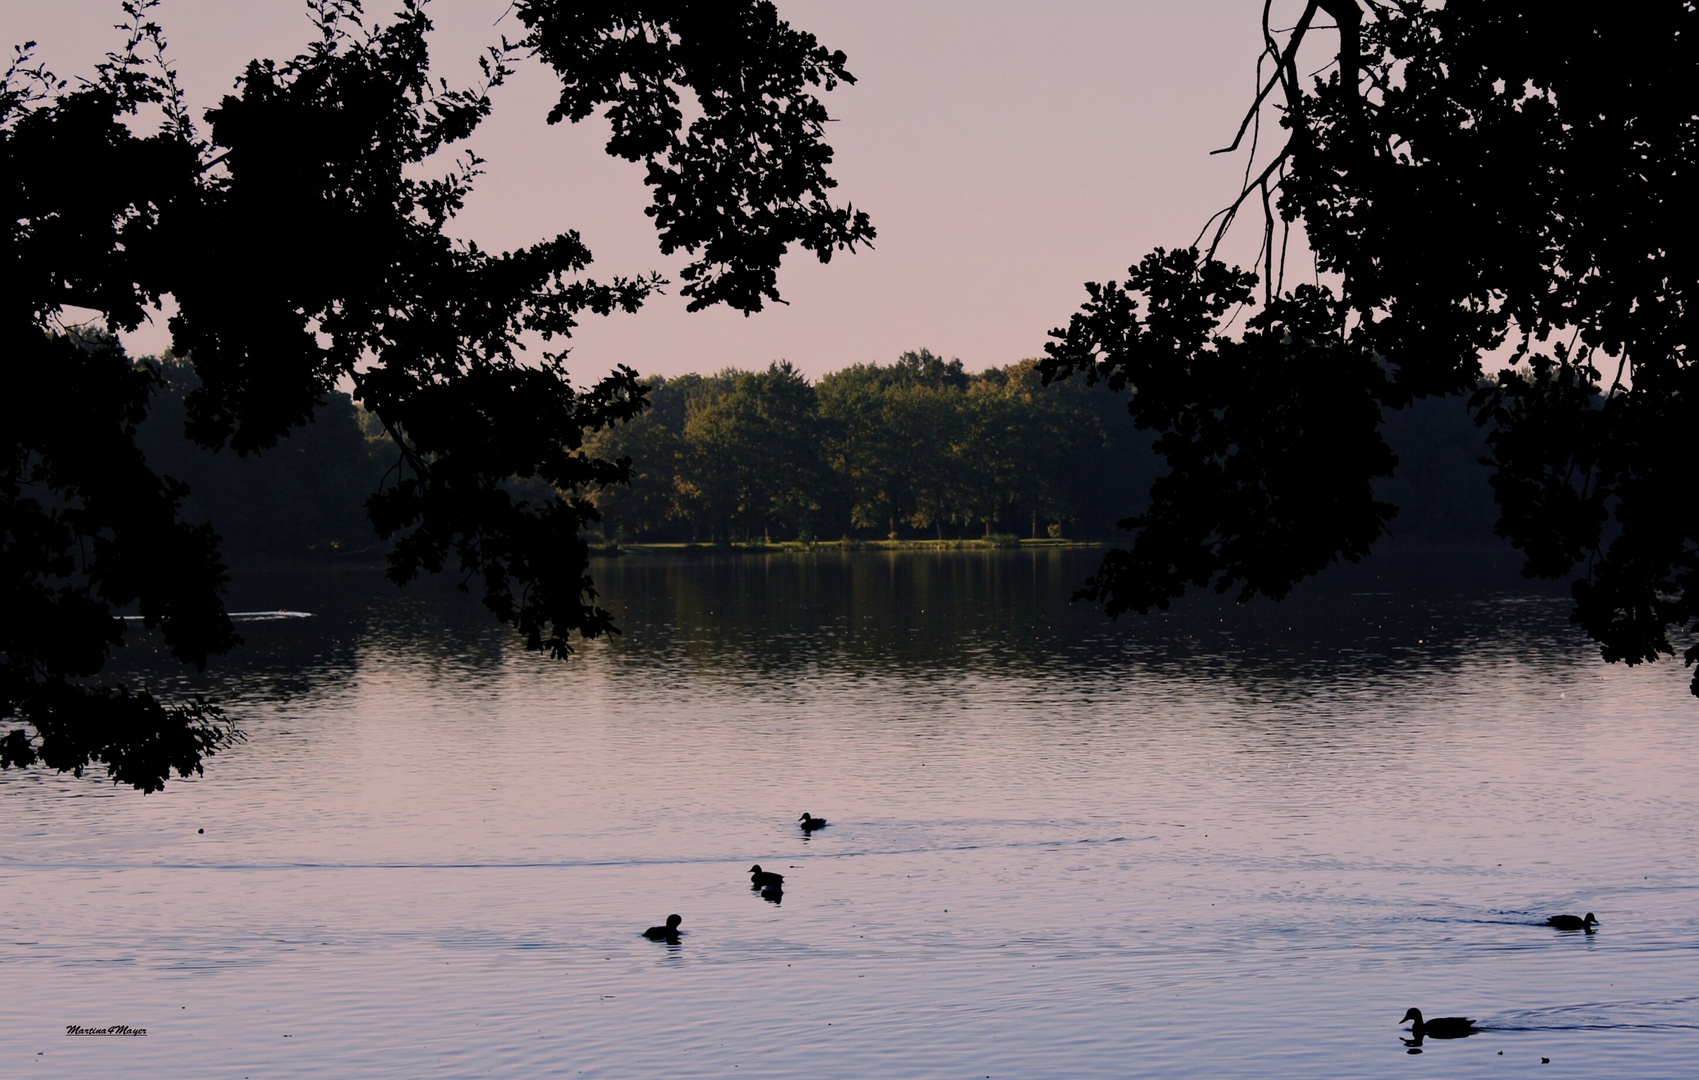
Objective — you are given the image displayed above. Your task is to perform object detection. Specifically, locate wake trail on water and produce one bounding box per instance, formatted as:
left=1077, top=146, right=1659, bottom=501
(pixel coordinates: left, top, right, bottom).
left=0, top=832, right=1161, bottom=874
left=1485, top=997, right=1699, bottom=1032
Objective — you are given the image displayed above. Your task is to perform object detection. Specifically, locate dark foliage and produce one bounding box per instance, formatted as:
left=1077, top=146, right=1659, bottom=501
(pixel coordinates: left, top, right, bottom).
left=1043, top=251, right=1395, bottom=613
left=1044, top=1, right=1699, bottom=692
left=2, top=0, right=870, bottom=788
left=518, top=0, right=874, bottom=312
left=136, top=356, right=389, bottom=564
left=2, top=333, right=238, bottom=791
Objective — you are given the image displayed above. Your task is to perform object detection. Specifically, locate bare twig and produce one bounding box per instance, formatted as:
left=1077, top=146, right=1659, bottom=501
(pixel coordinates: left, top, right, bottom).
left=1196, top=148, right=1290, bottom=262
left=1261, top=176, right=1276, bottom=305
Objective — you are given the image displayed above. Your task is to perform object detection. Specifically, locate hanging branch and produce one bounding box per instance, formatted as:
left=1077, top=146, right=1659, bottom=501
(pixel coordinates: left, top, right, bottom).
left=1197, top=0, right=1367, bottom=285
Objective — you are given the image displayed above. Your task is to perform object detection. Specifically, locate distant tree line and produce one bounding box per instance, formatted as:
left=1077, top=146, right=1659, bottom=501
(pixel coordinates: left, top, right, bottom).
left=135, top=348, right=1505, bottom=561
left=586, top=350, right=1153, bottom=543
left=586, top=349, right=1503, bottom=548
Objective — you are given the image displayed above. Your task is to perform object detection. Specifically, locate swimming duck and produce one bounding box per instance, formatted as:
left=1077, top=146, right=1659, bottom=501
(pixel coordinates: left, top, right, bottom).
left=1545, top=912, right=1598, bottom=932
left=1401, top=1008, right=1477, bottom=1039
left=749, top=865, right=785, bottom=888
left=642, top=914, right=682, bottom=942
left=798, top=813, right=828, bottom=832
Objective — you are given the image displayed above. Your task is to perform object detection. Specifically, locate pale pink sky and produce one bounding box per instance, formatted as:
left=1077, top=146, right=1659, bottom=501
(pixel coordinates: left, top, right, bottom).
left=11, top=1, right=1301, bottom=381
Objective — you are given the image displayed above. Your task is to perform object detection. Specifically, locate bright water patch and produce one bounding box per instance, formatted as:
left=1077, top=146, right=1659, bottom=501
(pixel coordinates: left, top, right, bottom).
left=120, top=610, right=314, bottom=622
left=3, top=551, right=1697, bottom=1077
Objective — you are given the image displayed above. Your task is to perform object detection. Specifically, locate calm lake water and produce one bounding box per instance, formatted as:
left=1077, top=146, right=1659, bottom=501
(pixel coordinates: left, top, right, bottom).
left=3, top=549, right=1697, bottom=1078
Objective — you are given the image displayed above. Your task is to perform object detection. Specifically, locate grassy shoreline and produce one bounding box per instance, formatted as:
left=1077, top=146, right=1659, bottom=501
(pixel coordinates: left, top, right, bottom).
left=590, top=537, right=1105, bottom=557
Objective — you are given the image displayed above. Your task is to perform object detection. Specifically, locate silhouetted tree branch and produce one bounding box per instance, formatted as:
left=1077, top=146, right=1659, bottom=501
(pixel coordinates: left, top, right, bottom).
left=1046, top=0, right=1699, bottom=695
left=3, top=0, right=873, bottom=788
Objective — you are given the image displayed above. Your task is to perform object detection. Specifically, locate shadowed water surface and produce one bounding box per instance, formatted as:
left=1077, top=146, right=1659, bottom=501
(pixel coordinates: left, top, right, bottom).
left=3, top=549, right=1697, bottom=1077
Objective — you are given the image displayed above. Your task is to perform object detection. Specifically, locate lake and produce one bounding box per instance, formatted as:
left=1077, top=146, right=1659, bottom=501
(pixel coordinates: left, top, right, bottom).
left=3, top=548, right=1697, bottom=1077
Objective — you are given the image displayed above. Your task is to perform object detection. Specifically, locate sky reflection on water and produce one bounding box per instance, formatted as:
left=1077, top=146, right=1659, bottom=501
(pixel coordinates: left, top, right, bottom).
left=2, top=550, right=1696, bottom=1078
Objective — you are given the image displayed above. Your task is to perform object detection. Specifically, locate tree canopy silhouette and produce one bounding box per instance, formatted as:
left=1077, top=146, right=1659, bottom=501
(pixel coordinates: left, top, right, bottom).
left=2, top=0, right=872, bottom=789
left=1041, top=1, right=1699, bottom=694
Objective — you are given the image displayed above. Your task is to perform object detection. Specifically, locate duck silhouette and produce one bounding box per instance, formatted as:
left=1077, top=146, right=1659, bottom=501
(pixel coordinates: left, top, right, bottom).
left=749, top=865, right=785, bottom=889
left=798, top=813, right=828, bottom=832
left=1401, top=1008, right=1477, bottom=1040
left=1546, top=912, right=1598, bottom=932
left=642, top=914, right=682, bottom=942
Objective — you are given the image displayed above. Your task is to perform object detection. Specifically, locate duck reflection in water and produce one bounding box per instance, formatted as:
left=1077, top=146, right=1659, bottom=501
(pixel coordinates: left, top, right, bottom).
left=761, top=884, right=784, bottom=905
left=1400, top=1008, right=1477, bottom=1051
left=642, top=914, right=683, bottom=943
